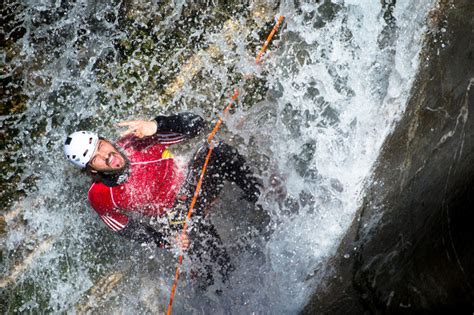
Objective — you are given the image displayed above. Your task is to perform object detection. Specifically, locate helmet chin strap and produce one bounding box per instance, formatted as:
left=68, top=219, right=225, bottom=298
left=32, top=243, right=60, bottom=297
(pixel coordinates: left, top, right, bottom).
left=100, top=165, right=127, bottom=176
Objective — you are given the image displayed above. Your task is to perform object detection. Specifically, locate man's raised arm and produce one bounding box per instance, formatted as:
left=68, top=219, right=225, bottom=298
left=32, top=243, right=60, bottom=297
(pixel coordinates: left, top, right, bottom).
left=118, top=112, right=204, bottom=143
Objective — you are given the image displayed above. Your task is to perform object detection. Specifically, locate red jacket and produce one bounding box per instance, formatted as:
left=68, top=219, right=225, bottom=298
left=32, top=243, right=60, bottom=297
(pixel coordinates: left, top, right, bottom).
left=88, top=134, right=186, bottom=232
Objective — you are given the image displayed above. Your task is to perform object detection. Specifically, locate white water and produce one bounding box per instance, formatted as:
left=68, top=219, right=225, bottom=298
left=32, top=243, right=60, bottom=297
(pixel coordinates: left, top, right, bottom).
left=1, top=0, right=435, bottom=313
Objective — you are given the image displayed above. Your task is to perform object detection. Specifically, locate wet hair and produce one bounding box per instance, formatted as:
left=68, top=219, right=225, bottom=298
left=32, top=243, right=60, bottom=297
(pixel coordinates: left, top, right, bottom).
left=83, top=137, right=130, bottom=187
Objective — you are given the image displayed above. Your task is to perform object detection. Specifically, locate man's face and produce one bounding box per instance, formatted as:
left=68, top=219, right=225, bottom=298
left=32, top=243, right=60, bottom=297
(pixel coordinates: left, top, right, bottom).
left=88, top=139, right=126, bottom=172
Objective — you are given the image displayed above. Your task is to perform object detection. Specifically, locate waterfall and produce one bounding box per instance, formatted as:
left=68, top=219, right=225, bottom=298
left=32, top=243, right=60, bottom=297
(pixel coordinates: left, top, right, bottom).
left=1, top=0, right=435, bottom=313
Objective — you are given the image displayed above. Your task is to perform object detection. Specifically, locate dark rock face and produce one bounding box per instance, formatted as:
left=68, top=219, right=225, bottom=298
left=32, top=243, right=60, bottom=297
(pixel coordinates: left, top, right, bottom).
left=303, top=0, right=474, bottom=313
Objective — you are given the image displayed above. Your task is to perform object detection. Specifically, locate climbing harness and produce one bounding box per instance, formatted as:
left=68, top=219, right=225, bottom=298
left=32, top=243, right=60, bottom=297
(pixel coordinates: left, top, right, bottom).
left=166, top=15, right=285, bottom=315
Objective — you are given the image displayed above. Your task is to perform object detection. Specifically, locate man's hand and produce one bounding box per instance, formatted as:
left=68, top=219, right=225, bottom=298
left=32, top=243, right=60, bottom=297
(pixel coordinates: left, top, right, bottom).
left=118, top=120, right=158, bottom=138
left=172, top=232, right=190, bottom=251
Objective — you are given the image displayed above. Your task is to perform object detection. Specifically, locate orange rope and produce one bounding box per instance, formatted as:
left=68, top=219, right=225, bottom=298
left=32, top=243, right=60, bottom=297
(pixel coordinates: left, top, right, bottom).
left=166, top=15, right=284, bottom=315
left=166, top=92, right=237, bottom=315
left=166, top=145, right=214, bottom=315
left=256, top=16, right=284, bottom=63
left=207, top=90, right=239, bottom=142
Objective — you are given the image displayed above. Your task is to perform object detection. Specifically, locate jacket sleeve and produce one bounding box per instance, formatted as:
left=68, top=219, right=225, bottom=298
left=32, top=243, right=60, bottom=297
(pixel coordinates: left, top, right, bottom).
left=118, top=219, right=171, bottom=248
left=89, top=183, right=129, bottom=232
left=89, top=184, right=171, bottom=248
left=95, top=202, right=171, bottom=248
left=153, top=112, right=204, bottom=144
left=99, top=211, right=129, bottom=233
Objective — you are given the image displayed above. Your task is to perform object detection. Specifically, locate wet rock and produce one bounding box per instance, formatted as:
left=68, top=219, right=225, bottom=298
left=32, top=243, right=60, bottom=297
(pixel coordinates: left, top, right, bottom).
left=303, top=0, right=474, bottom=313
left=0, top=215, right=6, bottom=236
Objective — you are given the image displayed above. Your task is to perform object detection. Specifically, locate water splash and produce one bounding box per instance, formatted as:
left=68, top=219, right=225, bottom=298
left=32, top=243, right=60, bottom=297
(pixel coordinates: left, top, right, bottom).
left=1, top=0, right=435, bottom=313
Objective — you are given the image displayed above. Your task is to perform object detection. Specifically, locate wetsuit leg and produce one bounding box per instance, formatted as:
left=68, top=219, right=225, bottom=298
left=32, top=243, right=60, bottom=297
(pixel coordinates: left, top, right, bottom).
left=168, top=145, right=234, bottom=289
left=210, top=142, right=262, bottom=203
left=170, top=141, right=264, bottom=289
left=187, top=216, right=234, bottom=288
left=209, top=143, right=271, bottom=238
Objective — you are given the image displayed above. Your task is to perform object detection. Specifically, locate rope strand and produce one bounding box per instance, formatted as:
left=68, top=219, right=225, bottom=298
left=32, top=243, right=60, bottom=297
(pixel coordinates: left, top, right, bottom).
left=256, top=16, right=284, bottom=64
left=166, top=16, right=284, bottom=315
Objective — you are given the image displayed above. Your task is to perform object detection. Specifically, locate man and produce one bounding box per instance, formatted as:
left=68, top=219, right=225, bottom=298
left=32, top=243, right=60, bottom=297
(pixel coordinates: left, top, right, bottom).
left=64, top=112, right=261, bottom=288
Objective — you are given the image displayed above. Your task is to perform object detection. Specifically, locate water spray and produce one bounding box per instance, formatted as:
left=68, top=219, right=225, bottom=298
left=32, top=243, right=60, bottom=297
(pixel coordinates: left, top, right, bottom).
left=166, top=16, right=285, bottom=315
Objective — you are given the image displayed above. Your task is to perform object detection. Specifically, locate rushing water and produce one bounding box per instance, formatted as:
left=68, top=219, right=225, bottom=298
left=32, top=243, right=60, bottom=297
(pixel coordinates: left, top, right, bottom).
left=1, top=0, right=435, bottom=313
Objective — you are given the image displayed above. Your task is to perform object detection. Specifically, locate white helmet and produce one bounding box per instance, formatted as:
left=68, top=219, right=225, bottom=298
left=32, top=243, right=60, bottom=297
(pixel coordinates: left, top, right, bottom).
left=64, top=131, right=99, bottom=168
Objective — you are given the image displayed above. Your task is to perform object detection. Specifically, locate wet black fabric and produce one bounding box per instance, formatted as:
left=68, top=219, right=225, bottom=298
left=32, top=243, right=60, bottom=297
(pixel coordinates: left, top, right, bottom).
left=185, top=141, right=262, bottom=203
left=154, top=112, right=204, bottom=138
left=118, top=219, right=171, bottom=248
left=170, top=141, right=261, bottom=288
